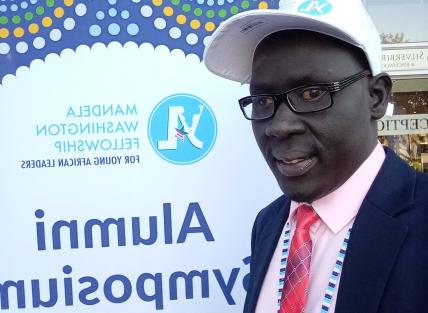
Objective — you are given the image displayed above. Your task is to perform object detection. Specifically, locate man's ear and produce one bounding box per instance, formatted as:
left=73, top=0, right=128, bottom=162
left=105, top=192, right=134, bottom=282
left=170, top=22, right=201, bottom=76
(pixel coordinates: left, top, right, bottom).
left=368, top=72, right=393, bottom=120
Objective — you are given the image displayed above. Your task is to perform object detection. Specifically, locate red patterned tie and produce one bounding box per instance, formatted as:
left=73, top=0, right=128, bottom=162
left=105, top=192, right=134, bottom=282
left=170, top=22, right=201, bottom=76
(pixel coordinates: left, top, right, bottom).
left=280, top=204, right=319, bottom=313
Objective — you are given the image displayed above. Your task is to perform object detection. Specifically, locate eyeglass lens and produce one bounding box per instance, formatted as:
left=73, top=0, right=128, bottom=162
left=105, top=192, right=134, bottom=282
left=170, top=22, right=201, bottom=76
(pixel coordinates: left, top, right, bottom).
left=242, top=85, right=332, bottom=119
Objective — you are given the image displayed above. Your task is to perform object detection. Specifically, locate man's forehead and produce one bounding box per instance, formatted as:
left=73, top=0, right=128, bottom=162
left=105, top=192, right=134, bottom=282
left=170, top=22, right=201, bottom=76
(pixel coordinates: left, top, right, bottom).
left=251, top=30, right=367, bottom=76
left=255, top=30, right=349, bottom=55
left=250, top=36, right=368, bottom=92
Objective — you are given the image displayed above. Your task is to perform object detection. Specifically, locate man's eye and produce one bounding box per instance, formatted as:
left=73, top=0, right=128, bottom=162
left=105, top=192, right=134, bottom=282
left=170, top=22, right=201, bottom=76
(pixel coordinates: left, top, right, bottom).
left=301, top=88, right=326, bottom=101
left=255, top=96, right=274, bottom=108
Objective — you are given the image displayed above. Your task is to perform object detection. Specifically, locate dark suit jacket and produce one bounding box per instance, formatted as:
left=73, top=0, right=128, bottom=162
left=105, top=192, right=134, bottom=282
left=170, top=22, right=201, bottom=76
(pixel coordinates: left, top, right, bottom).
left=244, top=148, right=428, bottom=313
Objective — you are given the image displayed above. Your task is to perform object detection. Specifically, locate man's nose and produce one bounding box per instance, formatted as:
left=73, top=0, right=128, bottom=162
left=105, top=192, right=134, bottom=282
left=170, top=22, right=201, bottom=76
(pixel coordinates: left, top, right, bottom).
left=265, top=102, right=306, bottom=138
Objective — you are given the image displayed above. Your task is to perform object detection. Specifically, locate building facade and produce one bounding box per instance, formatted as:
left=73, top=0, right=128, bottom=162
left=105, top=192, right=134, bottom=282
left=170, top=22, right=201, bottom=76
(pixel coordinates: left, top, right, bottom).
left=366, top=0, right=428, bottom=172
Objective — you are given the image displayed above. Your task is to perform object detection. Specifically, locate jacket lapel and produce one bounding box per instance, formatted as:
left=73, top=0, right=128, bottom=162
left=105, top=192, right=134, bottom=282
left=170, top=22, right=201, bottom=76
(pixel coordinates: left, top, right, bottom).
left=335, top=149, right=415, bottom=313
left=246, top=197, right=290, bottom=313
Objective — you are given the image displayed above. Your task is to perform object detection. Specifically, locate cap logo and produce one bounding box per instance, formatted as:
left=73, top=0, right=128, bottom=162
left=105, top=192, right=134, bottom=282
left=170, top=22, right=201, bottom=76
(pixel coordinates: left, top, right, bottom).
left=298, top=0, right=332, bottom=16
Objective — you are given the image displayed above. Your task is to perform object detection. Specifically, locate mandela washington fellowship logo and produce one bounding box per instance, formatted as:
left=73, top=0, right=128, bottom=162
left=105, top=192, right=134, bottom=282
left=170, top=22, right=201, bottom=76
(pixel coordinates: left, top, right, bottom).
left=298, top=0, right=332, bottom=16
left=148, top=94, right=217, bottom=165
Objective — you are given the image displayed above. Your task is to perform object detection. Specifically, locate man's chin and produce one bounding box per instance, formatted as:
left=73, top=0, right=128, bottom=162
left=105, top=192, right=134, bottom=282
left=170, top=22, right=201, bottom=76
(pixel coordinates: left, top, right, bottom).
left=280, top=183, right=320, bottom=203
left=285, top=192, right=315, bottom=203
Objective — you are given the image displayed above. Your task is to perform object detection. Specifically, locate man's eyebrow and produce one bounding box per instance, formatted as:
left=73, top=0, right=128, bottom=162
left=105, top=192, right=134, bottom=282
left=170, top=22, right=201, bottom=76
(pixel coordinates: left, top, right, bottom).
left=250, top=84, right=271, bottom=94
left=250, top=75, right=326, bottom=94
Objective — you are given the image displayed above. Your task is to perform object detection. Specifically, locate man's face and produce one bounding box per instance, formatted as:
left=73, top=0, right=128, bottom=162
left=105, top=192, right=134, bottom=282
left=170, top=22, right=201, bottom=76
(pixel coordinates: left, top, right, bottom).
left=250, top=31, right=378, bottom=203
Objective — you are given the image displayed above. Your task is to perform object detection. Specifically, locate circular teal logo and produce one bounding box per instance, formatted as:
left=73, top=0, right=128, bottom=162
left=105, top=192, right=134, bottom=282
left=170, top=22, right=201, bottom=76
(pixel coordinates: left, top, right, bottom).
left=298, top=0, right=332, bottom=16
left=148, top=94, right=217, bottom=165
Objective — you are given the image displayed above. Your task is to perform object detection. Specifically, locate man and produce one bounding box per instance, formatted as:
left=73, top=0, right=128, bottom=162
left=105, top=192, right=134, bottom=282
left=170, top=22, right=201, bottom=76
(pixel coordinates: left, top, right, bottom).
left=204, top=0, right=428, bottom=312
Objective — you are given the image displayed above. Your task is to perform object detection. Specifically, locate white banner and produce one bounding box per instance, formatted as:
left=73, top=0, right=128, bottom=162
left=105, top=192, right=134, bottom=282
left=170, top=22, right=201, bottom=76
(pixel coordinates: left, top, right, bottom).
left=0, top=41, right=282, bottom=313
left=0, top=1, right=284, bottom=312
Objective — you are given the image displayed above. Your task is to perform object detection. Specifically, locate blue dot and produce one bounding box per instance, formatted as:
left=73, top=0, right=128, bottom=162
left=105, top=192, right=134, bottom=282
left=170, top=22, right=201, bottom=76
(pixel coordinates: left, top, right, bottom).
left=186, top=33, right=198, bottom=45
left=75, top=3, right=87, bottom=16
left=108, top=0, right=116, bottom=4
left=121, top=10, right=129, bottom=19
left=64, top=17, right=75, bottom=30
left=127, top=23, right=139, bottom=35
left=11, top=4, right=18, bottom=11
left=0, top=5, right=6, bottom=12
left=49, top=28, right=62, bottom=41
left=0, top=43, right=10, bottom=55
left=63, top=265, right=72, bottom=274
left=21, top=2, right=29, bottom=9
left=35, top=209, right=45, bottom=218
left=96, top=10, right=105, bottom=20
left=141, top=5, right=152, bottom=17
left=33, top=36, right=45, bottom=49
left=154, top=18, right=166, bottom=30
left=169, top=27, right=181, bottom=39
left=89, top=24, right=101, bottom=36
left=108, top=7, right=117, bottom=17
left=108, top=23, right=120, bottom=35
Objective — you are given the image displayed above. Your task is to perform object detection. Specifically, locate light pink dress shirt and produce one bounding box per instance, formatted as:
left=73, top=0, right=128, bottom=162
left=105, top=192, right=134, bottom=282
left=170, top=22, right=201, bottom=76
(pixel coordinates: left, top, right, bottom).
left=255, top=142, right=385, bottom=313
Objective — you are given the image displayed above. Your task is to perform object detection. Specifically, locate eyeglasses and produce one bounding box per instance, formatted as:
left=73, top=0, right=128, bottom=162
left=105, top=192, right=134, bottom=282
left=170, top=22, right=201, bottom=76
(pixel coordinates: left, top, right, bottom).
left=238, top=70, right=371, bottom=120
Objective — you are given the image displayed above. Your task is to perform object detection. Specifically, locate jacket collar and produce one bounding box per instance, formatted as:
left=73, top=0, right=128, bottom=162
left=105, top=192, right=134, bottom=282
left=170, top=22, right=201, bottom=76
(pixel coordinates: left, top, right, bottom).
left=245, top=196, right=290, bottom=313
left=246, top=148, right=415, bottom=313
left=335, top=148, right=414, bottom=313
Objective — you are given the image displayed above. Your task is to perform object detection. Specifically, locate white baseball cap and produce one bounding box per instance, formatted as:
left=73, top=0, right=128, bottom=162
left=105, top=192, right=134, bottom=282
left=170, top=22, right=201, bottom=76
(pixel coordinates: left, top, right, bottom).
left=203, top=0, right=381, bottom=84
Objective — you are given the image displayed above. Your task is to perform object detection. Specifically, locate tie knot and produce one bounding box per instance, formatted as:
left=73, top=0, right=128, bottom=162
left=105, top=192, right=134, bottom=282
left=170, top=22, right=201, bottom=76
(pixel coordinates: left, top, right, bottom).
left=296, top=204, right=319, bottom=230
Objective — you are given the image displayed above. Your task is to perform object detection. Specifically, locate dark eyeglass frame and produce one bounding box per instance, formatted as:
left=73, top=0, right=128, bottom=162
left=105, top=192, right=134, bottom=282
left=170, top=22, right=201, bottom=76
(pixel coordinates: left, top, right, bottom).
left=238, top=70, right=371, bottom=120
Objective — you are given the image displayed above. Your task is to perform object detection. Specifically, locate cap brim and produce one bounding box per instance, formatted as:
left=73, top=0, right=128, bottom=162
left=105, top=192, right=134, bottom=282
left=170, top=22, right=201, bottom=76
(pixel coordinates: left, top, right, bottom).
left=204, top=9, right=362, bottom=84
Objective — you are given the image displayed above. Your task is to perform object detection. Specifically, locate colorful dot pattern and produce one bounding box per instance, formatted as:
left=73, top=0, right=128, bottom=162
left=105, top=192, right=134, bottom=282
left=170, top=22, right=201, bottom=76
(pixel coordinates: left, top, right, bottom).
left=0, top=0, right=278, bottom=81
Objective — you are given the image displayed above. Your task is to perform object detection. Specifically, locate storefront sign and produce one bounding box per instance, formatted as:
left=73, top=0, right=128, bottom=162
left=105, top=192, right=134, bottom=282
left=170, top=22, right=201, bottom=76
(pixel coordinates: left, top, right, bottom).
left=378, top=114, right=428, bottom=135
left=382, top=44, right=428, bottom=73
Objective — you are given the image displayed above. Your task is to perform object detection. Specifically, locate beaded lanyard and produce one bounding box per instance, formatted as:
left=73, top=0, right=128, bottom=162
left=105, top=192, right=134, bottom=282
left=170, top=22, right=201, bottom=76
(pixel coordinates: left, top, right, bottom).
left=276, top=222, right=352, bottom=313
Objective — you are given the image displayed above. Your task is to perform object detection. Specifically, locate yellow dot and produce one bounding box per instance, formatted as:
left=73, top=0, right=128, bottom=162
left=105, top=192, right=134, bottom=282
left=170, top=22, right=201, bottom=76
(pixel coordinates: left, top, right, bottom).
left=64, top=0, right=74, bottom=6
left=14, top=27, right=25, bottom=38
left=42, top=17, right=53, bottom=27
left=176, top=14, right=186, bottom=24
left=258, top=1, right=268, bottom=9
left=163, top=6, right=173, bottom=16
left=28, top=23, right=40, bottom=34
left=54, top=7, right=65, bottom=18
left=205, top=21, right=215, bottom=32
left=190, top=19, right=200, bottom=29
left=0, top=28, right=9, bottom=39
left=152, top=0, right=162, bottom=6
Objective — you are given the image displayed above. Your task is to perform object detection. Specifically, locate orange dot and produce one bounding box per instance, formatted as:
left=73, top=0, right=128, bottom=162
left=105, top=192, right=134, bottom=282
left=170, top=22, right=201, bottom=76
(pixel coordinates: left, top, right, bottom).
left=205, top=21, right=215, bottom=32
left=152, top=0, right=162, bottom=6
left=176, top=14, right=186, bottom=24
left=64, top=0, right=74, bottom=6
left=28, top=23, right=40, bottom=34
left=13, top=27, right=25, bottom=38
left=163, top=6, right=173, bottom=16
left=190, top=19, right=200, bottom=29
left=0, top=28, right=9, bottom=39
left=42, top=17, right=53, bottom=27
left=258, top=1, right=268, bottom=9
left=54, top=7, right=65, bottom=18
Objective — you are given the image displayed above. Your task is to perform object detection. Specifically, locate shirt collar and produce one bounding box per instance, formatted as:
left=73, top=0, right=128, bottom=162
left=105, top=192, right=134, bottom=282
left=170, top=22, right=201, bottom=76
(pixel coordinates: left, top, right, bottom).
left=290, top=142, right=385, bottom=234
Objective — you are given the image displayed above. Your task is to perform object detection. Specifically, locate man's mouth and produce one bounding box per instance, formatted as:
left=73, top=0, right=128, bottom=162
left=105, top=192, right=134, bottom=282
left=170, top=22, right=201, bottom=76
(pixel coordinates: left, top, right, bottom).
left=282, top=158, right=305, bottom=164
left=274, top=156, right=317, bottom=177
